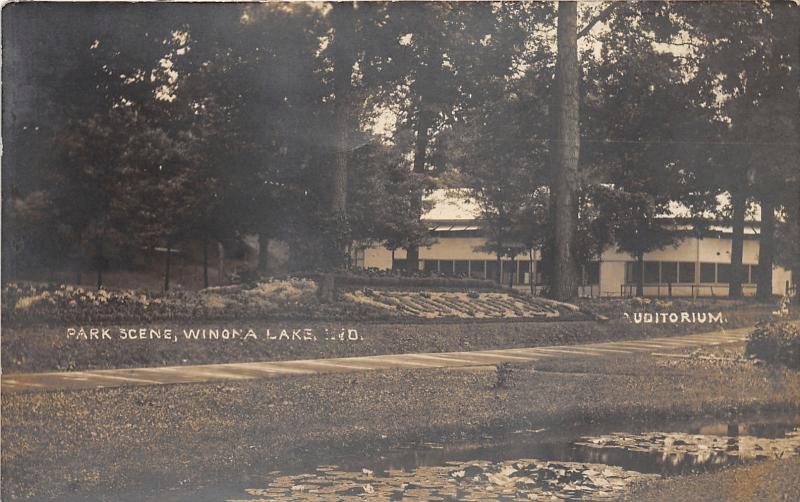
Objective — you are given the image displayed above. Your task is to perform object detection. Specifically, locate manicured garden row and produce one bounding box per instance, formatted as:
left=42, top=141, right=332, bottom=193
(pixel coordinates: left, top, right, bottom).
left=345, top=290, right=562, bottom=319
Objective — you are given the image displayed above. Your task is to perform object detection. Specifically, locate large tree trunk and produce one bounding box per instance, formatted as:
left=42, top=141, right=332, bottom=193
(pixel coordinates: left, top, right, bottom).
left=330, top=132, right=349, bottom=268
left=756, top=198, right=775, bottom=300
left=729, top=189, right=746, bottom=298
left=549, top=1, right=581, bottom=301
left=257, top=231, right=269, bottom=277
left=405, top=102, right=430, bottom=274
left=164, top=242, right=172, bottom=292
left=529, top=249, right=535, bottom=295
left=328, top=3, right=357, bottom=270
left=635, top=250, right=645, bottom=298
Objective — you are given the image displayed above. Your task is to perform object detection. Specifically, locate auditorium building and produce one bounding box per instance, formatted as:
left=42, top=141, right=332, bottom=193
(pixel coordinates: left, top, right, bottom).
left=354, top=190, right=793, bottom=297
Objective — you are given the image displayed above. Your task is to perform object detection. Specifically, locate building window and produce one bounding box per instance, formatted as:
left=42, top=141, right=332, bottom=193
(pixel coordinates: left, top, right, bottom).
left=392, top=258, right=406, bottom=271
left=717, top=264, right=731, bottom=284
left=629, top=261, right=707, bottom=284
left=439, top=260, right=454, bottom=276
left=625, top=262, right=641, bottom=284
left=455, top=260, right=469, bottom=277
left=486, top=260, right=499, bottom=281
left=747, top=265, right=756, bottom=284
left=470, top=260, right=485, bottom=279
left=644, top=261, right=660, bottom=284
left=679, top=262, right=695, bottom=283
left=516, top=260, right=529, bottom=284
left=500, top=260, right=516, bottom=284
left=423, top=260, right=438, bottom=274
left=661, top=262, right=678, bottom=284
left=354, top=249, right=365, bottom=269
left=584, top=262, right=600, bottom=285
left=700, top=263, right=716, bottom=283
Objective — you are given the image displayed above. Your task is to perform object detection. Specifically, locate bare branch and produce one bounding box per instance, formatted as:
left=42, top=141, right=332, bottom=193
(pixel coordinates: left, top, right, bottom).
left=577, top=2, right=620, bottom=39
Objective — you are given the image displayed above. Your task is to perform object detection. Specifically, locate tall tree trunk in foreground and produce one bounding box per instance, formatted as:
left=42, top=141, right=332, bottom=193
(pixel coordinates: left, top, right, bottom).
left=529, top=249, right=535, bottom=295
left=756, top=198, right=775, bottom=300
left=729, top=189, right=746, bottom=298
left=549, top=1, right=580, bottom=301
left=328, top=2, right=357, bottom=270
left=405, top=103, right=430, bottom=274
left=635, top=250, right=645, bottom=298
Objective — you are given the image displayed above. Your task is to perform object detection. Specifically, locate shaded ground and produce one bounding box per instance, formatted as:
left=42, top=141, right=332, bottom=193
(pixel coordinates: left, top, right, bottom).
left=3, top=342, right=800, bottom=501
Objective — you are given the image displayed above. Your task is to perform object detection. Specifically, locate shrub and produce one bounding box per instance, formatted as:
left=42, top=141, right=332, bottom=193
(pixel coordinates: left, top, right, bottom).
left=745, top=321, right=800, bottom=369
left=493, top=362, right=513, bottom=389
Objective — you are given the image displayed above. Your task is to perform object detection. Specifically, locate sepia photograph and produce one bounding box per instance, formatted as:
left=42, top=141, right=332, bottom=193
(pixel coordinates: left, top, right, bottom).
left=1, top=1, right=799, bottom=500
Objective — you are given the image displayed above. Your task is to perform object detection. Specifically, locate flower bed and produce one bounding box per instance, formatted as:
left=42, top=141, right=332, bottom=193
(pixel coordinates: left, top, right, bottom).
left=2, top=279, right=390, bottom=324
left=345, top=290, right=562, bottom=319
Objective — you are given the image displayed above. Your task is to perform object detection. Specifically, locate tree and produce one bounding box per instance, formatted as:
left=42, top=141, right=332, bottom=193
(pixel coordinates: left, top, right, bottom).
left=549, top=1, right=581, bottom=300
left=359, top=3, right=532, bottom=273
left=320, top=2, right=361, bottom=270
left=597, top=188, right=677, bottom=297
left=457, top=61, right=551, bottom=285
left=347, top=139, right=432, bottom=269
left=676, top=2, right=799, bottom=299
left=60, top=106, right=161, bottom=289
left=220, top=3, right=328, bottom=277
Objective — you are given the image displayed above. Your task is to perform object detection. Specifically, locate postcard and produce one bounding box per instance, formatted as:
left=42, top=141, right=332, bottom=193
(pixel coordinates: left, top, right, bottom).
left=2, top=2, right=799, bottom=501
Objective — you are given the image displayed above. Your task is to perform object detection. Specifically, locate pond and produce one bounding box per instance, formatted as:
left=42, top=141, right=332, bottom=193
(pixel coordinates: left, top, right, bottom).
left=228, top=412, right=800, bottom=501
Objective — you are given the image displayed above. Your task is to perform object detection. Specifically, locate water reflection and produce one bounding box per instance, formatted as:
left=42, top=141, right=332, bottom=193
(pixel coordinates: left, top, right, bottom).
left=574, top=424, right=800, bottom=475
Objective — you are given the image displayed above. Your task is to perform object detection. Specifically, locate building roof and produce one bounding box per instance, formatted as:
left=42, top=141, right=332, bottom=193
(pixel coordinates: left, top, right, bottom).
left=423, top=189, right=764, bottom=233
left=666, top=193, right=761, bottom=223
left=423, top=189, right=482, bottom=222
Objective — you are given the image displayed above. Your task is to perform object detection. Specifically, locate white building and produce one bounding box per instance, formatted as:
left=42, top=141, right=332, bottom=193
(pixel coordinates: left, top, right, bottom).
left=355, top=190, right=792, bottom=297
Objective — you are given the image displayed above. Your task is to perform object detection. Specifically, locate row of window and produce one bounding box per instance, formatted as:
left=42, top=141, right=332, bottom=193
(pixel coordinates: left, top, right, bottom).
left=388, top=258, right=758, bottom=286
left=392, top=259, right=601, bottom=286
left=624, top=261, right=758, bottom=285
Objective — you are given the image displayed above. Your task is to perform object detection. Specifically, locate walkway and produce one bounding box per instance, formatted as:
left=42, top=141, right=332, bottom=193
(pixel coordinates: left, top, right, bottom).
left=1, top=327, right=751, bottom=393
